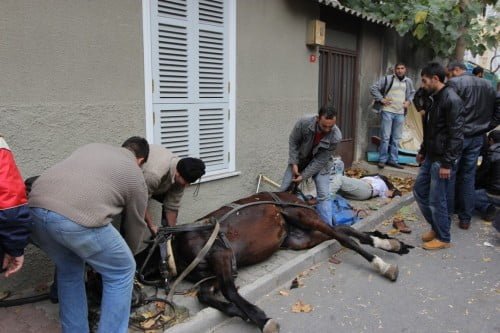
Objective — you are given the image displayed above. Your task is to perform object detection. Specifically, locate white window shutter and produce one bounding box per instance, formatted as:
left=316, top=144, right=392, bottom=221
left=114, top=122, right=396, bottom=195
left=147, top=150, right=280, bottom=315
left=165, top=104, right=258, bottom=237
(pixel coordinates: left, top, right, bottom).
left=151, top=0, right=230, bottom=173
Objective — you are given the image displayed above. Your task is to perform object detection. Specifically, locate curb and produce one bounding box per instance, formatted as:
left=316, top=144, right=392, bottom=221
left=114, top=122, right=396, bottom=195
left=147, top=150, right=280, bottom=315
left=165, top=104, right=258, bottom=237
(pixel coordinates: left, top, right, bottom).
left=165, top=192, right=415, bottom=333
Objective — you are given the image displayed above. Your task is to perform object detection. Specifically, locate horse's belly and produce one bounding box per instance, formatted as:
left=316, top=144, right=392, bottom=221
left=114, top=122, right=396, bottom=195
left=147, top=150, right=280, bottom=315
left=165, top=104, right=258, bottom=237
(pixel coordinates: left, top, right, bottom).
left=225, top=214, right=286, bottom=267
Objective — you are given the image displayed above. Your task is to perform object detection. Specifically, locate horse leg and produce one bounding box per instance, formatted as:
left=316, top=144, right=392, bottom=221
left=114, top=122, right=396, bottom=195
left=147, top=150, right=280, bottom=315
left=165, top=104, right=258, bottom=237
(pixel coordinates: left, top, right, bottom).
left=282, top=226, right=330, bottom=250
left=208, top=247, right=279, bottom=333
left=197, top=280, right=250, bottom=321
left=282, top=208, right=399, bottom=281
left=333, top=226, right=414, bottom=255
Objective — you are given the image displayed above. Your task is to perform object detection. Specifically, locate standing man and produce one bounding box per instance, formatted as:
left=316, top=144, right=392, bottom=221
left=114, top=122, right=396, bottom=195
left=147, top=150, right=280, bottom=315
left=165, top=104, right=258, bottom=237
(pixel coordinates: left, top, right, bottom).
left=28, top=137, right=149, bottom=333
left=0, top=135, right=31, bottom=278
left=125, top=140, right=206, bottom=233
left=370, top=63, right=416, bottom=169
left=280, top=105, right=342, bottom=224
left=447, top=61, right=497, bottom=230
left=413, top=62, right=464, bottom=250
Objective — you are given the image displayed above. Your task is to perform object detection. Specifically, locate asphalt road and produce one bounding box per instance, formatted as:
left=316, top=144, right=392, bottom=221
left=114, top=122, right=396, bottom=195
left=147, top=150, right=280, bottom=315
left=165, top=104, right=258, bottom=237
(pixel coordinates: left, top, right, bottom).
left=210, top=203, right=500, bottom=333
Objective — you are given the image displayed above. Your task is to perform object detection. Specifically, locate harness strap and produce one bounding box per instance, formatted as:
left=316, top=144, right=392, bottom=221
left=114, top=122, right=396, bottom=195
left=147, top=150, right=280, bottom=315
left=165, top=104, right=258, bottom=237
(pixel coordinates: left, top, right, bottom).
left=167, top=219, right=220, bottom=301
left=224, top=202, right=241, bottom=210
left=218, top=232, right=238, bottom=273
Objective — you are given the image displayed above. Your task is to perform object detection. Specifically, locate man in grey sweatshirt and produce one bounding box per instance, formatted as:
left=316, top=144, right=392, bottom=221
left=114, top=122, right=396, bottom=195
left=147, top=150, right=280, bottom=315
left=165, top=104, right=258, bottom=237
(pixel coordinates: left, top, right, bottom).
left=28, top=137, right=149, bottom=333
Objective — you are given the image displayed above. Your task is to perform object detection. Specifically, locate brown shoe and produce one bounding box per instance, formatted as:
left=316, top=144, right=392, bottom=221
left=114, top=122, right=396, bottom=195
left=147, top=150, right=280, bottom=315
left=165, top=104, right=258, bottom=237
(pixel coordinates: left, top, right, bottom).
left=421, top=230, right=436, bottom=242
left=422, top=239, right=451, bottom=250
left=458, top=220, right=470, bottom=230
left=392, top=218, right=411, bottom=233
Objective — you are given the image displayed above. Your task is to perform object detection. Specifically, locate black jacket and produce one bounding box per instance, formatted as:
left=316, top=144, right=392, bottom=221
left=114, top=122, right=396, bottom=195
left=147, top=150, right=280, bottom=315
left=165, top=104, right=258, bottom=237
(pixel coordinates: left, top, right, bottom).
left=447, top=74, right=496, bottom=137
left=419, top=85, right=464, bottom=169
left=476, top=142, right=500, bottom=195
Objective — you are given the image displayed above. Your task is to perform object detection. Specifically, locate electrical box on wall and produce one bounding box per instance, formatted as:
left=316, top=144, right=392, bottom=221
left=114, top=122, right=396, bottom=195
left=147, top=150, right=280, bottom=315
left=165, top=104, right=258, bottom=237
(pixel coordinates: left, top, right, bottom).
left=306, top=19, right=325, bottom=46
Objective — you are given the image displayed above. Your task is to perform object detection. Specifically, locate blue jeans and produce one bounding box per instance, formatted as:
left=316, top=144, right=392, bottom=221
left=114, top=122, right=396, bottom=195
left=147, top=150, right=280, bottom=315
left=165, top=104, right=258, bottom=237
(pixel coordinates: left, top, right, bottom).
left=29, top=208, right=135, bottom=333
left=413, top=159, right=452, bottom=242
left=379, top=111, right=405, bottom=164
left=448, top=135, right=483, bottom=224
left=474, top=189, right=500, bottom=215
left=280, top=165, right=332, bottom=225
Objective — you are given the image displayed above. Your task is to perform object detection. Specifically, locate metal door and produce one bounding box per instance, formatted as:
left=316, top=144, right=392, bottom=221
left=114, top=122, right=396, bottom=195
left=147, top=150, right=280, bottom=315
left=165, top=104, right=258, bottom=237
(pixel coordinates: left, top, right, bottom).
left=318, top=46, right=358, bottom=167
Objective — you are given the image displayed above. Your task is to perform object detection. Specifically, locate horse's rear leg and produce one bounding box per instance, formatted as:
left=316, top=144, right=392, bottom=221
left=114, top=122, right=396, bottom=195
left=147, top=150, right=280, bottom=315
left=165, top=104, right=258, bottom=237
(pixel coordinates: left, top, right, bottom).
left=197, top=281, right=250, bottom=321
left=283, top=208, right=398, bottom=281
left=334, top=226, right=414, bottom=255
left=209, top=247, right=279, bottom=333
left=282, top=227, right=330, bottom=250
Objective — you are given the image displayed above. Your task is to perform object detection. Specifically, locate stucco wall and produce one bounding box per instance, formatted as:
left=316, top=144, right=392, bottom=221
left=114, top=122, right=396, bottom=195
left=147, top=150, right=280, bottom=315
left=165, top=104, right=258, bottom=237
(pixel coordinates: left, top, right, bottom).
left=0, top=0, right=145, bottom=291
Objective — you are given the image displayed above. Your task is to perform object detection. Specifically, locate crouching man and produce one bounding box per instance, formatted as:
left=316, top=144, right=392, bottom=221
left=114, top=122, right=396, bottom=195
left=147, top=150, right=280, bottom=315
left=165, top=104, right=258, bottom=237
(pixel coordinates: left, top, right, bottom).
left=280, top=105, right=342, bottom=224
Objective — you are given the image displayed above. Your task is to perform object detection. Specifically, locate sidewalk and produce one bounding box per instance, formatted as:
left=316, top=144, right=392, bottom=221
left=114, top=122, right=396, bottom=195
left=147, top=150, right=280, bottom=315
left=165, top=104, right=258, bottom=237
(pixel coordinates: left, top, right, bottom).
left=0, top=165, right=417, bottom=333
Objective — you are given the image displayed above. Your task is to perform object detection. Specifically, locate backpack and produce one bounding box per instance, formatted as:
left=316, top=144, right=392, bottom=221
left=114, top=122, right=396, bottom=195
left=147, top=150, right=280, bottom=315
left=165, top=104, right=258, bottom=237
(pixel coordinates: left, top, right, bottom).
left=331, top=194, right=359, bottom=226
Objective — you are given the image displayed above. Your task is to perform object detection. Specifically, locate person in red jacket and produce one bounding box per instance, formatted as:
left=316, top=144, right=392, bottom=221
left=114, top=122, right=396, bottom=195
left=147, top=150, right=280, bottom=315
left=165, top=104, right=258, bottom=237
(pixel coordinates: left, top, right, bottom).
left=0, top=135, right=31, bottom=277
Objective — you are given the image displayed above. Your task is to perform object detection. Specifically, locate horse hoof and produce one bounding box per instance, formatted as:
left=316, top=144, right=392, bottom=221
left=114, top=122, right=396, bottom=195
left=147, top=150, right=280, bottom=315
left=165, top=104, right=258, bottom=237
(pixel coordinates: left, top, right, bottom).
left=383, top=264, right=399, bottom=282
left=263, top=318, right=280, bottom=333
left=388, top=239, right=401, bottom=252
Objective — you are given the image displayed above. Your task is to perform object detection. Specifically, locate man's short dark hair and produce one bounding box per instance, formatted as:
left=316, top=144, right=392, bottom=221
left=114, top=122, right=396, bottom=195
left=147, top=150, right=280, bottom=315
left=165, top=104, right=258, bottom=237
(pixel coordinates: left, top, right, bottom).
left=488, top=130, right=500, bottom=144
left=447, top=61, right=466, bottom=71
left=318, top=105, right=337, bottom=119
left=421, top=62, right=446, bottom=83
left=395, top=62, right=406, bottom=68
left=472, top=66, right=484, bottom=76
left=121, top=136, right=150, bottom=162
left=177, top=158, right=206, bottom=183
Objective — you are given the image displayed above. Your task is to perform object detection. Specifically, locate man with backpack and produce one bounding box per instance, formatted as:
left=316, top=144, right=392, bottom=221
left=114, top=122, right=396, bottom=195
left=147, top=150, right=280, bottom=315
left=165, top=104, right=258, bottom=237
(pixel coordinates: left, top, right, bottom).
left=370, top=63, right=415, bottom=169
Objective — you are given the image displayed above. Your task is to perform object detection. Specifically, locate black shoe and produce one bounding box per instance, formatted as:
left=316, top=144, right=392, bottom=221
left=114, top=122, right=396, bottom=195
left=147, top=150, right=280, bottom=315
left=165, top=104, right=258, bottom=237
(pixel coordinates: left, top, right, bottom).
left=483, top=205, right=498, bottom=221
left=387, top=161, right=404, bottom=169
left=458, top=220, right=470, bottom=230
left=377, top=162, right=385, bottom=169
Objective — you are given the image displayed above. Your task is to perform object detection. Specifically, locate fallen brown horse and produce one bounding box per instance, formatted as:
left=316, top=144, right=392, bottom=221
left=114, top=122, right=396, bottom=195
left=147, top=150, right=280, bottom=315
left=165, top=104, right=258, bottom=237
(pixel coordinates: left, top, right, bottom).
left=138, top=191, right=413, bottom=333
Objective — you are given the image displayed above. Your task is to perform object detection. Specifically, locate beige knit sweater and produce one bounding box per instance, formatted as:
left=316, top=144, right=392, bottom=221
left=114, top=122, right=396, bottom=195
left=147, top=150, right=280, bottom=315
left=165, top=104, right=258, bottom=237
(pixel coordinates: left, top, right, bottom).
left=142, top=144, right=184, bottom=210
left=28, top=143, right=148, bottom=253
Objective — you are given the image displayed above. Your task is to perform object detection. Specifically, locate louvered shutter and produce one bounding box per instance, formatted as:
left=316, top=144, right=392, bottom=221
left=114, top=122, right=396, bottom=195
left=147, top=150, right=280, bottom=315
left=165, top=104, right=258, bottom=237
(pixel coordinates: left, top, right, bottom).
left=151, top=0, right=229, bottom=172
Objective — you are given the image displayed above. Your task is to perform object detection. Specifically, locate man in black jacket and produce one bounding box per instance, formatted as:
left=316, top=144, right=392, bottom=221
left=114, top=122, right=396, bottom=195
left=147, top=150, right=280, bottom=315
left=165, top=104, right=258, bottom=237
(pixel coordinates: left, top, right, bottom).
left=447, top=61, right=497, bottom=230
left=474, top=130, right=500, bottom=220
left=413, top=63, right=464, bottom=250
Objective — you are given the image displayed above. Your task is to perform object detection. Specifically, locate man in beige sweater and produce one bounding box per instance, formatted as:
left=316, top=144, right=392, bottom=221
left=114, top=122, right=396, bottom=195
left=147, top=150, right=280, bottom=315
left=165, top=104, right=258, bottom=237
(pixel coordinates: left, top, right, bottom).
left=124, top=141, right=205, bottom=233
left=28, top=137, right=149, bottom=333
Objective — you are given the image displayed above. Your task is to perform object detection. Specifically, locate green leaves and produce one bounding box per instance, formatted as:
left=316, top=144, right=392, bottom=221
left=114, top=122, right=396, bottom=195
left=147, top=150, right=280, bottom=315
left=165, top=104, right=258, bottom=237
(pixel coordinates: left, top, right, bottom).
left=413, top=23, right=427, bottom=39
left=339, top=0, right=499, bottom=59
left=414, top=10, right=428, bottom=24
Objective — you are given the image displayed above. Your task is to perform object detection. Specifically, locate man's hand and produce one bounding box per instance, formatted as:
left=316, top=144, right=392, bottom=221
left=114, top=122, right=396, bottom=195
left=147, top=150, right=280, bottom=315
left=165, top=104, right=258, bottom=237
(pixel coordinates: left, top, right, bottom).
left=292, top=175, right=303, bottom=183
left=382, top=98, right=392, bottom=106
left=3, top=254, right=24, bottom=277
left=403, top=101, right=411, bottom=108
left=439, top=167, right=451, bottom=179
left=416, top=153, right=425, bottom=165
left=292, top=164, right=300, bottom=177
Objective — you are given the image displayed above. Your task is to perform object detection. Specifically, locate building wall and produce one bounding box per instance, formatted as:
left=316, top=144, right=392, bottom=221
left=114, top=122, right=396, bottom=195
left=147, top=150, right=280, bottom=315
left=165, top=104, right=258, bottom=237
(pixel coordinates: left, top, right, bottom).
left=0, top=0, right=320, bottom=290
left=0, top=0, right=145, bottom=291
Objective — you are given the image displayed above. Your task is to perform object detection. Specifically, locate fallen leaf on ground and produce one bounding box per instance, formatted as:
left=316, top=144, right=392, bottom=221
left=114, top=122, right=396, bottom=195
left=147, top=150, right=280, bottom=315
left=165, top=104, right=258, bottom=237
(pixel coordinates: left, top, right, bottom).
left=482, top=257, right=492, bottom=262
left=141, top=318, right=157, bottom=329
left=329, top=256, right=342, bottom=264
left=291, top=300, right=313, bottom=313
left=155, top=301, right=166, bottom=311
left=279, top=290, right=290, bottom=296
left=387, top=229, right=399, bottom=235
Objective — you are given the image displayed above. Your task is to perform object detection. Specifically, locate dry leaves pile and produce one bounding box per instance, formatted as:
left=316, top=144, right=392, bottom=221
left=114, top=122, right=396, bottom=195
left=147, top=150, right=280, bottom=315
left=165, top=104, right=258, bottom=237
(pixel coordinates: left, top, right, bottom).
left=130, top=301, right=189, bottom=332
left=387, top=176, right=415, bottom=193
